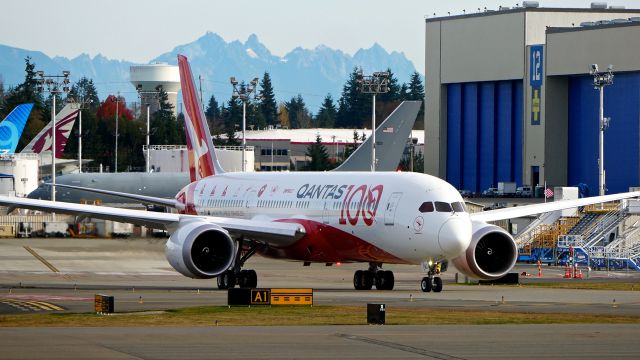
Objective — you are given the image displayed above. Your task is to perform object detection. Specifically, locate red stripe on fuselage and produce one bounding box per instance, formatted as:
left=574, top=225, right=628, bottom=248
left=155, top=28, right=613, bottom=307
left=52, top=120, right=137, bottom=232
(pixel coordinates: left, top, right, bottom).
left=259, top=218, right=408, bottom=264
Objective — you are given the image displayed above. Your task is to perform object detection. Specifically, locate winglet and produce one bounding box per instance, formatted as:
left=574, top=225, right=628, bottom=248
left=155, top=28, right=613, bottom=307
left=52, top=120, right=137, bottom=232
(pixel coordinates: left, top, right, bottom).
left=21, top=103, right=79, bottom=157
left=0, top=103, right=33, bottom=154
left=177, top=54, right=224, bottom=182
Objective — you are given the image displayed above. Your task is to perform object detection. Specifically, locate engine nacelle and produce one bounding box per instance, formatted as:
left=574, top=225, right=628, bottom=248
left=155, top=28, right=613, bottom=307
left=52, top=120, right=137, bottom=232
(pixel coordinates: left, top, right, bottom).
left=451, top=222, right=517, bottom=280
left=165, top=220, right=236, bottom=279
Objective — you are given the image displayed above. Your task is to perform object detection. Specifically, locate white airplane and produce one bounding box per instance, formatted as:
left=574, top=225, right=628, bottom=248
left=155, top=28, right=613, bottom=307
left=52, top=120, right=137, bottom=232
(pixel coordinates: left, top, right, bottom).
left=2, top=55, right=639, bottom=292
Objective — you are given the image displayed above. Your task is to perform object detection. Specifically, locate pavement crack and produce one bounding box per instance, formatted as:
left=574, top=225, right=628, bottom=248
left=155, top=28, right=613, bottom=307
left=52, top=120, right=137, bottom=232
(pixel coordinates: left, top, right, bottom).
left=335, top=333, right=467, bottom=360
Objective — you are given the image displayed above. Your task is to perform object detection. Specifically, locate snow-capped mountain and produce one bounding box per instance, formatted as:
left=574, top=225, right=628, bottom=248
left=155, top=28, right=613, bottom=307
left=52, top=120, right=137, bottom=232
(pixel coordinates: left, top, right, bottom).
left=0, top=33, right=418, bottom=112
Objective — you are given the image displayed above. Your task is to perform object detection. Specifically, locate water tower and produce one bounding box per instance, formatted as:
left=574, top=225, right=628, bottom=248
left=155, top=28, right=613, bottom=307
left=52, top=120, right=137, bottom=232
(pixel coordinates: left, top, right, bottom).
left=130, top=63, right=180, bottom=117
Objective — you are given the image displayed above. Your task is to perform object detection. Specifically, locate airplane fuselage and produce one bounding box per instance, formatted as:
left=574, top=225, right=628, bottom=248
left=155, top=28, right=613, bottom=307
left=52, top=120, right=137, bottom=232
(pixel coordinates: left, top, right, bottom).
left=176, top=171, right=472, bottom=265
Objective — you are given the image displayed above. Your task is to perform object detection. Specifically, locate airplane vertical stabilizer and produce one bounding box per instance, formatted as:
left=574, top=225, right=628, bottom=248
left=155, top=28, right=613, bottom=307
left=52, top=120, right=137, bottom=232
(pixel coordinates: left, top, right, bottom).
left=334, top=101, right=422, bottom=172
left=21, top=103, right=79, bottom=157
left=178, top=54, right=224, bottom=182
left=0, top=103, right=34, bottom=154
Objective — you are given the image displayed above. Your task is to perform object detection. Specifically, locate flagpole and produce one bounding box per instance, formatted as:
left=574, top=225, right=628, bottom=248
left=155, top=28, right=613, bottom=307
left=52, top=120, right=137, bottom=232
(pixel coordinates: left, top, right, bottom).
left=544, top=180, right=547, bottom=203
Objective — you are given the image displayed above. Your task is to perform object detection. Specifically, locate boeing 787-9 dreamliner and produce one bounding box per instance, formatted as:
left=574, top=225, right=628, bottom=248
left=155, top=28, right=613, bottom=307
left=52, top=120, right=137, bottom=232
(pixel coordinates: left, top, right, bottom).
left=1, top=55, right=638, bottom=292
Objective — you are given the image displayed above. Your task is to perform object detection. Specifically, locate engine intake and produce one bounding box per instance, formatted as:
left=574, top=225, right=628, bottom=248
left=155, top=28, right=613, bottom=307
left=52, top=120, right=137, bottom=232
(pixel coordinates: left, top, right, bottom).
left=165, top=220, right=236, bottom=279
left=451, top=222, right=517, bottom=280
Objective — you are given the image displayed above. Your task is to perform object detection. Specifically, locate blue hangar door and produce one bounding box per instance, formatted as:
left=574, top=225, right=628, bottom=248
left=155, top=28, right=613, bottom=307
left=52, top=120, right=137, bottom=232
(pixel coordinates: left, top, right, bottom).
left=568, top=73, right=640, bottom=194
left=446, top=80, right=523, bottom=193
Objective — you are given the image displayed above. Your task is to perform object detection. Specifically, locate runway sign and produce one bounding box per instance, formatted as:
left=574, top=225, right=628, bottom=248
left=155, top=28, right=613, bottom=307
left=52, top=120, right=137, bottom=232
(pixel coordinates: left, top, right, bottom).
left=228, top=288, right=313, bottom=306
left=95, top=294, right=114, bottom=314
left=270, top=288, right=313, bottom=305
left=228, top=288, right=271, bottom=306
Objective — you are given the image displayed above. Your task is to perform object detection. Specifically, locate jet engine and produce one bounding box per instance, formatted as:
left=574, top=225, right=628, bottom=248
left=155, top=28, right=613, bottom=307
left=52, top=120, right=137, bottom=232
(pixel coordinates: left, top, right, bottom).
left=165, top=220, right=236, bottom=278
left=451, top=221, right=517, bottom=280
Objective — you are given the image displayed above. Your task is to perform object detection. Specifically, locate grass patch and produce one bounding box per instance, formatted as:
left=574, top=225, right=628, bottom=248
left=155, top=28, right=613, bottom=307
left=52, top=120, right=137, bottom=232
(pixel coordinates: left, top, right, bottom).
left=1, top=305, right=639, bottom=327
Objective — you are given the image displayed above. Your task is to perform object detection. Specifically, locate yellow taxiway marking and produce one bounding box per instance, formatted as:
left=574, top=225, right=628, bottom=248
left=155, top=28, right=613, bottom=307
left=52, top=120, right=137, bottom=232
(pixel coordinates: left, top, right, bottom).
left=1, top=299, right=64, bottom=312
left=23, top=246, right=59, bottom=273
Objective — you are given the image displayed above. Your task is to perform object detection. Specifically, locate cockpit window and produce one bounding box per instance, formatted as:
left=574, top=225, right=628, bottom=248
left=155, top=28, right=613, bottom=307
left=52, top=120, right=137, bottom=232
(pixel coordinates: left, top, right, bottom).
left=434, top=201, right=452, bottom=212
left=451, top=202, right=466, bottom=213
left=419, top=201, right=434, bottom=213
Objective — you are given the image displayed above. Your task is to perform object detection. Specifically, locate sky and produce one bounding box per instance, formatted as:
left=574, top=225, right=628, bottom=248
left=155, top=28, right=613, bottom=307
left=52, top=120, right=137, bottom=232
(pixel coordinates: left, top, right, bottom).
left=1, top=0, right=638, bottom=72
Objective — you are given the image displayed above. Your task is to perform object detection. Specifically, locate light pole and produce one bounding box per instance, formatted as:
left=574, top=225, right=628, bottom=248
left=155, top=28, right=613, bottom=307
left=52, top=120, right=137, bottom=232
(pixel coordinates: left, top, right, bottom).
left=112, top=92, right=120, bottom=173
left=230, top=76, right=261, bottom=172
left=589, top=64, right=614, bottom=198
left=36, top=70, right=71, bottom=206
left=70, top=97, right=92, bottom=173
left=135, top=85, right=160, bottom=173
left=356, top=69, right=390, bottom=171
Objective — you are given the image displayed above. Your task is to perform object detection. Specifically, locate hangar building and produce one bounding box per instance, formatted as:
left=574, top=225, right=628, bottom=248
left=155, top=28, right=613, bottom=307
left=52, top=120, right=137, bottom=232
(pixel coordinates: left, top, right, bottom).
left=424, top=3, right=640, bottom=195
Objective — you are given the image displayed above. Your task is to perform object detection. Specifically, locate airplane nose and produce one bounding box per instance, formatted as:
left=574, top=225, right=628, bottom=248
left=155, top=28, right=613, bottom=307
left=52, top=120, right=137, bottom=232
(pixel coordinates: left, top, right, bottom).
left=438, top=217, right=472, bottom=257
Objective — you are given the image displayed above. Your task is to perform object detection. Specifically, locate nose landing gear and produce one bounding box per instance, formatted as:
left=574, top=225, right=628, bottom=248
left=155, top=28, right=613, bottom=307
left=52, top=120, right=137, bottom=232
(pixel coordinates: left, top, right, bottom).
left=421, top=261, right=444, bottom=293
left=353, top=263, right=395, bottom=290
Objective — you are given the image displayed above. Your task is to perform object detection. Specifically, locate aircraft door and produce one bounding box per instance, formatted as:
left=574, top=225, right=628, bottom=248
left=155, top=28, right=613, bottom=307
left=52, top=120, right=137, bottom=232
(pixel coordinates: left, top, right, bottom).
left=384, top=192, right=402, bottom=225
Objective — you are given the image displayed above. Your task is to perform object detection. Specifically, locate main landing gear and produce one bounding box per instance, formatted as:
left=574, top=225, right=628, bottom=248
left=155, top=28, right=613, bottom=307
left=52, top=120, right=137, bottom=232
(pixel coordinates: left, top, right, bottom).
left=217, top=240, right=259, bottom=290
left=420, top=261, right=443, bottom=293
left=353, top=263, right=394, bottom=290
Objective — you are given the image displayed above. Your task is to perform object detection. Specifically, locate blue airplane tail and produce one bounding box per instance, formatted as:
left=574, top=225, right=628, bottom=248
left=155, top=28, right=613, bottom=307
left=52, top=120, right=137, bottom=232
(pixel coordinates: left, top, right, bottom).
left=0, top=104, right=33, bottom=154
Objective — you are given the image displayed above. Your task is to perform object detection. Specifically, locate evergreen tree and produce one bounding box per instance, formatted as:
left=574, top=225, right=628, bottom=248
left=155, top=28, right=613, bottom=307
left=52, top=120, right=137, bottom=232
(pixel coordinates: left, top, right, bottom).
left=406, top=71, right=425, bottom=129
left=336, top=67, right=370, bottom=128
left=315, top=94, right=337, bottom=128
left=65, top=77, right=100, bottom=160
left=150, top=88, right=183, bottom=146
left=205, top=94, right=220, bottom=131
left=258, top=72, right=278, bottom=127
left=2, top=57, right=46, bottom=151
left=286, top=94, right=311, bottom=129
left=221, top=93, right=242, bottom=145
left=304, top=134, right=330, bottom=171
left=379, top=68, right=401, bottom=102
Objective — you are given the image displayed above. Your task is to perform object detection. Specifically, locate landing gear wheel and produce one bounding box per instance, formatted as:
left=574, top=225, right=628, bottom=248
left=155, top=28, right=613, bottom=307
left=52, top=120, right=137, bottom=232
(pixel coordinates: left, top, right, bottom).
left=375, top=270, right=395, bottom=290
left=354, top=270, right=374, bottom=290
left=420, top=277, right=432, bottom=292
left=354, top=270, right=363, bottom=290
left=432, top=277, right=443, bottom=292
left=245, top=269, right=257, bottom=288
left=217, top=271, right=236, bottom=290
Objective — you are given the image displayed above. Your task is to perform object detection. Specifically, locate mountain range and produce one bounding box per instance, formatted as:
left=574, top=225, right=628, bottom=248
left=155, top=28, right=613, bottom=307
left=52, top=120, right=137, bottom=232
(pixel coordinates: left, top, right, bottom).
left=0, top=32, right=418, bottom=112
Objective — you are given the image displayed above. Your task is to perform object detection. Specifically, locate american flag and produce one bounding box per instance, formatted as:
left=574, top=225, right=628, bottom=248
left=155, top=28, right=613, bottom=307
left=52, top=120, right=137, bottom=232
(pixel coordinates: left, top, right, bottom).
left=544, top=187, right=554, bottom=198
left=382, top=127, right=394, bottom=133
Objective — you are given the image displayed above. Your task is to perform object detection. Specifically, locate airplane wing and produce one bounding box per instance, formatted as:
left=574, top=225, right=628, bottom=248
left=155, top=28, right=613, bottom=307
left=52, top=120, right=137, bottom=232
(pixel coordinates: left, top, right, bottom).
left=470, top=191, right=640, bottom=222
left=45, top=183, right=179, bottom=208
left=0, top=196, right=305, bottom=247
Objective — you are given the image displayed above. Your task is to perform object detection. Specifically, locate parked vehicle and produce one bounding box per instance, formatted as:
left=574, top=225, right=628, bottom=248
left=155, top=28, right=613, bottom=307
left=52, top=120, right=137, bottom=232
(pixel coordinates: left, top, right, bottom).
left=482, top=187, right=498, bottom=197
left=516, top=186, right=532, bottom=197
left=497, top=182, right=517, bottom=197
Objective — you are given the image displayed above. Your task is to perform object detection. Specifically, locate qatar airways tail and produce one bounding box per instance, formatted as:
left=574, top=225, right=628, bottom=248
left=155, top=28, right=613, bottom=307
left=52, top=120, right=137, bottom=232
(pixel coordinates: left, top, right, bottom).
left=21, top=103, right=79, bottom=157
left=0, top=103, right=33, bottom=154
left=1, top=55, right=639, bottom=294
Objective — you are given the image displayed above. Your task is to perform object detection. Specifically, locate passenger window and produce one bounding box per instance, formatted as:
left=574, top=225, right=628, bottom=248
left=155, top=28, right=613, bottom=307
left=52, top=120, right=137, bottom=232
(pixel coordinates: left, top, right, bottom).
left=419, top=202, right=434, bottom=213
left=451, top=202, right=466, bottom=213
left=435, top=202, right=452, bottom=212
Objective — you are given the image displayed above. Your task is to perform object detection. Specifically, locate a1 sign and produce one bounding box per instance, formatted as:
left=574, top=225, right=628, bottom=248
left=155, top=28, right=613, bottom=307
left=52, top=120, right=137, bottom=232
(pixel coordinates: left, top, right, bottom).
left=530, top=45, right=544, bottom=87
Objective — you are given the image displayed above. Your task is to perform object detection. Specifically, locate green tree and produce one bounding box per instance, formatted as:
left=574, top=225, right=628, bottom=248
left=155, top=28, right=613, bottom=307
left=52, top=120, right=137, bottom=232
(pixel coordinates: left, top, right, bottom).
left=64, top=77, right=100, bottom=160
left=2, top=57, right=46, bottom=151
left=286, top=94, right=311, bottom=129
left=406, top=71, right=425, bottom=129
left=221, top=93, right=242, bottom=146
left=336, top=67, right=370, bottom=128
left=258, top=72, right=278, bottom=127
left=205, top=94, right=221, bottom=131
left=379, top=68, right=401, bottom=102
left=304, top=134, right=330, bottom=171
left=150, top=88, right=183, bottom=146
left=315, top=94, right=337, bottom=128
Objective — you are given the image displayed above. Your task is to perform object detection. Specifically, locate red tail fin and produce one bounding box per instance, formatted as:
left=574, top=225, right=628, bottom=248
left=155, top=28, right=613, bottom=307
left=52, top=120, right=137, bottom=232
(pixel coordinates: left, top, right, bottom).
left=177, top=55, right=222, bottom=182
